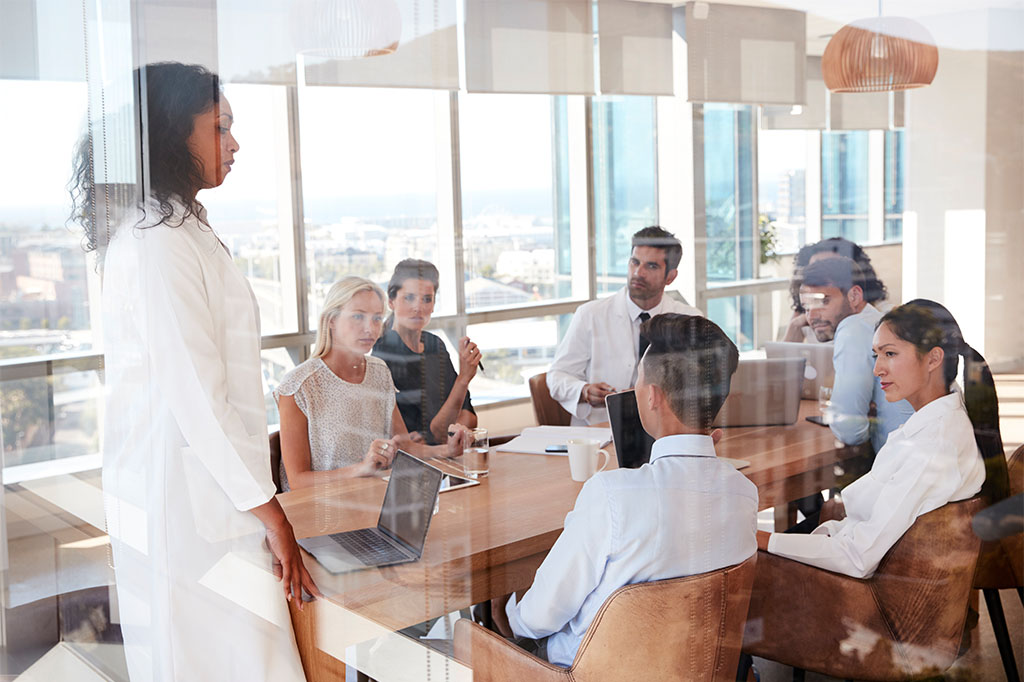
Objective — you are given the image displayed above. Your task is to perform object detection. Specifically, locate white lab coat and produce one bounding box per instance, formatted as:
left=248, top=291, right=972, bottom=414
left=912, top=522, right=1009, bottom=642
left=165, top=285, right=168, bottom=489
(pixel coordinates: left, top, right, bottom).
left=102, top=200, right=305, bottom=681
left=546, top=288, right=702, bottom=425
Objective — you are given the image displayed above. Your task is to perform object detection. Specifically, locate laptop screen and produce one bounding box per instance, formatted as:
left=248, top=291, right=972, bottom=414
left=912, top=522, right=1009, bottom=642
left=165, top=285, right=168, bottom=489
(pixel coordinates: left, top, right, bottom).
left=377, top=451, right=443, bottom=553
left=605, top=390, right=655, bottom=469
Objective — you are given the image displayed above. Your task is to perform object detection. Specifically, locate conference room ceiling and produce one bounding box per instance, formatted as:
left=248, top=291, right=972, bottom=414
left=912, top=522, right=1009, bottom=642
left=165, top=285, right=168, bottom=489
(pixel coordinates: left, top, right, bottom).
left=624, top=0, right=1024, bottom=53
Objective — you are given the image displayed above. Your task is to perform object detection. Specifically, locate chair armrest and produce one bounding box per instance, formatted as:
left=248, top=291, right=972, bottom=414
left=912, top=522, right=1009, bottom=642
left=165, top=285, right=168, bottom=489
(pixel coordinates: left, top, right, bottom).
left=453, top=619, right=569, bottom=682
left=743, top=550, right=886, bottom=675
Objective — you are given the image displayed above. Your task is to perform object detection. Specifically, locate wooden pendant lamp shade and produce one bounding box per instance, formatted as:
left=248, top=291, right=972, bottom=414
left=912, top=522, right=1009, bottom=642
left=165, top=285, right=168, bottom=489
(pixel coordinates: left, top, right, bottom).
left=822, top=17, right=938, bottom=93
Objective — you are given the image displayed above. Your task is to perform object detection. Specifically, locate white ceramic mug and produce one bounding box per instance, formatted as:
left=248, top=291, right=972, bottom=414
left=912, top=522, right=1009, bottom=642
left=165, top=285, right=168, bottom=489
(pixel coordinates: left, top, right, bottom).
left=567, top=438, right=611, bottom=482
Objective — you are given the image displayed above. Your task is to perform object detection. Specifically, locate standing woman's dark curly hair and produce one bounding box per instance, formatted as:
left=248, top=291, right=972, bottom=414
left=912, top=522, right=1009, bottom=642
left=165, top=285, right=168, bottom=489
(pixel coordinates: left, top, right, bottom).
left=879, top=299, right=1010, bottom=504
left=790, top=237, right=888, bottom=313
left=70, top=62, right=221, bottom=253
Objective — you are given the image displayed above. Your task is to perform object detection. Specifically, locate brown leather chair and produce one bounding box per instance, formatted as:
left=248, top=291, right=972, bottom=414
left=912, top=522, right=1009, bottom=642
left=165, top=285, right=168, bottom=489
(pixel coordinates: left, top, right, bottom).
left=269, top=431, right=283, bottom=494
left=974, top=444, right=1023, bottom=682
left=529, top=373, right=572, bottom=427
left=453, top=554, right=756, bottom=682
left=743, top=496, right=985, bottom=681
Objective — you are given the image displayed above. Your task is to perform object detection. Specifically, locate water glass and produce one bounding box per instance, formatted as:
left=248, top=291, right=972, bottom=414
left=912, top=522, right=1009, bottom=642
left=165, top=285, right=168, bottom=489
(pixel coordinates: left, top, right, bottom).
left=818, top=385, right=834, bottom=424
left=463, top=427, right=490, bottom=478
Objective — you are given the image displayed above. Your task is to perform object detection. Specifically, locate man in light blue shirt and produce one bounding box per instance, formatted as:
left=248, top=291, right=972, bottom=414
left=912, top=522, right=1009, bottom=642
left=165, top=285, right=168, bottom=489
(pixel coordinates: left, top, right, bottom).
left=492, top=314, right=758, bottom=667
left=801, top=257, right=914, bottom=452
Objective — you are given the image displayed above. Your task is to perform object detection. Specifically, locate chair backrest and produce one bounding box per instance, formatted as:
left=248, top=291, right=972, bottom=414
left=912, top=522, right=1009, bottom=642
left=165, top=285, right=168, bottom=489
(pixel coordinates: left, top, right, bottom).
left=570, top=555, right=756, bottom=682
left=871, top=495, right=984, bottom=671
left=529, top=373, right=572, bottom=427
left=269, top=431, right=283, bottom=494
left=974, top=444, right=1024, bottom=589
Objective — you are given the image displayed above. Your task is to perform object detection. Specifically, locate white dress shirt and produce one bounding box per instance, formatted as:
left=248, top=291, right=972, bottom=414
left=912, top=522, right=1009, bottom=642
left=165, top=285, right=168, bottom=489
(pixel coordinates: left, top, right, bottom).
left=546, top=288, right=702, bottom=425
left=829, top=303, right=915, bottom=452
left=769, top=391, right=985, bottom=578
left=506, top=434, right=758, bottom=667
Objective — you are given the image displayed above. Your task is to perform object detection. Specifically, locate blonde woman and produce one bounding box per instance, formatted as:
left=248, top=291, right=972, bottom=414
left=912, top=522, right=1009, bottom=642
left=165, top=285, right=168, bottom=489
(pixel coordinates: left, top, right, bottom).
left=276, top=276, right=470, bottom=490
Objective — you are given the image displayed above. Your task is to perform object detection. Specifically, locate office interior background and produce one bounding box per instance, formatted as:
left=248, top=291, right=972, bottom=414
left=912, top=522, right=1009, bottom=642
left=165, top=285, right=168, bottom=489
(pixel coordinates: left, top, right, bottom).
left=0, top=0, right=1022, bottom=679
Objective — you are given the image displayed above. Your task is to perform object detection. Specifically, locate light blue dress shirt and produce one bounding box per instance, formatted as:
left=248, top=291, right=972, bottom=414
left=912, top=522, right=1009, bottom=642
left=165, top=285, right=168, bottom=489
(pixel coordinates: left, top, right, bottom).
left=829, top=303, right=915, bottom=452
left=505, top=434, right=758, bottom=667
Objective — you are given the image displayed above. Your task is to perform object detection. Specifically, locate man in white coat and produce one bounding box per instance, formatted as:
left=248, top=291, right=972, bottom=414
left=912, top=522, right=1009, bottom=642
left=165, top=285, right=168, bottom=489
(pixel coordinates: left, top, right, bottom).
left=546, top=226, right=702, bottom=425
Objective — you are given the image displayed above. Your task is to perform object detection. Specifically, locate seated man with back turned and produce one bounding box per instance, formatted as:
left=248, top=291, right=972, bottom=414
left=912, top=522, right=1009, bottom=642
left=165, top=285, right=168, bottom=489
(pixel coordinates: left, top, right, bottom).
left=492, top=314, right=758, bottom=667
left=800, top=256, right=914, bottom=454
left=546, top=226, right=702, bottom=425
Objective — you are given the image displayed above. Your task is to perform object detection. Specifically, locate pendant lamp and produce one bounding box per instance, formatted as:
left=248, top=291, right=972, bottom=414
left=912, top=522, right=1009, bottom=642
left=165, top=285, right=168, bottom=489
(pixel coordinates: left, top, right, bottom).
left=822, top=16, right=938, bottom=93
left=292, top=0, right=402, bottom=58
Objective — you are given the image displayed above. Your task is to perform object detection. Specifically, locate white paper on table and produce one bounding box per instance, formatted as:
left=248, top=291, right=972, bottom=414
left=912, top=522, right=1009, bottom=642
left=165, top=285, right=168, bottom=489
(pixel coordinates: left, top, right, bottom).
left=500, top=425, right=613, bottom=455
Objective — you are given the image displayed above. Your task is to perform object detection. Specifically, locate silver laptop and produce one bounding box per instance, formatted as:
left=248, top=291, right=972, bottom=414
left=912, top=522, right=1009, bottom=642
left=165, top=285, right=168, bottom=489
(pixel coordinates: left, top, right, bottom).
left=713, top=358, right=806, bottom=427
left=763, top=341, right=834, bottom=401
left=297, top=451, right=443, bottom=574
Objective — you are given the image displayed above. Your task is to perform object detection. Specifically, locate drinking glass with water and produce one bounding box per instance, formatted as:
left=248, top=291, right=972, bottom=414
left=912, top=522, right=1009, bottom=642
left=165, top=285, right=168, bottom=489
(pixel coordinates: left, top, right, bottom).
left=463, top=428, right=490, bottom=477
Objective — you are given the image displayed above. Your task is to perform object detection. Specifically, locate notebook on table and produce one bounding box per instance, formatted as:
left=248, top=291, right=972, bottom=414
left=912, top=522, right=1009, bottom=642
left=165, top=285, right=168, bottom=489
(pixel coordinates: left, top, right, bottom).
left=297, top=450, right=443, bottom=574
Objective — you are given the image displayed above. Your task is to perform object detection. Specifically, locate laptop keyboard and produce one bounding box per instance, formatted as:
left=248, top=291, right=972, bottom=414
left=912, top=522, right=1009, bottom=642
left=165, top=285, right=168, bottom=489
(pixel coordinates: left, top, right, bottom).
left=330, top=528, right=409, bottom=566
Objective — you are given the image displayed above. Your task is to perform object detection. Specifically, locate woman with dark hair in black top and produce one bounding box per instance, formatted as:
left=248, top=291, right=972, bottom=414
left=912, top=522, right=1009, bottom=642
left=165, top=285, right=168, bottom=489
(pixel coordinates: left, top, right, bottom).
left=372, top=259, right=480, bottom=444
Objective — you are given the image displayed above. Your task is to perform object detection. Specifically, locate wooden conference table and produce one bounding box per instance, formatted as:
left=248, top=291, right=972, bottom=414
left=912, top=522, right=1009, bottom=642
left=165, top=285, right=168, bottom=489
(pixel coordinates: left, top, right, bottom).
left=280, top=400, right=868, bottom=681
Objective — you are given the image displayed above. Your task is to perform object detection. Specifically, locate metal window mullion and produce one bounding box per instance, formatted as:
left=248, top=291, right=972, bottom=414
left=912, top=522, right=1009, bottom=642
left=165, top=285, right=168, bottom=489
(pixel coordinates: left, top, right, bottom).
left=450, top=90, right=467, bottom=340
left=584, top=96, right=597, bottom=301
left=692, top=103, right=709, bottom=312
left=285, top=84, right=311, bottom=362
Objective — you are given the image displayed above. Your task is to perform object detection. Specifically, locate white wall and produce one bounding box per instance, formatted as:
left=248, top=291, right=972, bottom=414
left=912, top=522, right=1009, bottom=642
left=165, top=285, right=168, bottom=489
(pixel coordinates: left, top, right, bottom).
left=905, top=8, right=1024, bottom=371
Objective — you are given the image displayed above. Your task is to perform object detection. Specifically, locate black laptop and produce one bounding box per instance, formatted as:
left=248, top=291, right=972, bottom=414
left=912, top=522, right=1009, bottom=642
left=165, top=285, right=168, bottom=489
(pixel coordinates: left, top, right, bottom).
left=605, top=390, right=656, bottom=469
left=297, top=451, right=443, bottom=573
left=605, top=389, right=751, bottom=470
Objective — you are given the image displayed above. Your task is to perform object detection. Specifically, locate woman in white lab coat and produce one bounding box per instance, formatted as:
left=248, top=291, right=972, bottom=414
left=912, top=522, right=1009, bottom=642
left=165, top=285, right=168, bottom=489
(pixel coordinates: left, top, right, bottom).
left=71, top=62, right=317, bottom=681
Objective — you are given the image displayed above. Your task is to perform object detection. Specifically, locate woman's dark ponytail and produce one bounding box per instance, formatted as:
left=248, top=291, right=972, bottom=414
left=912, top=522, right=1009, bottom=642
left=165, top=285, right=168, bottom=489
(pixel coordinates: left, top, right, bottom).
left=880, top=299, right=1010, bottom=504
left=961, top=343, right=1010, bottom=502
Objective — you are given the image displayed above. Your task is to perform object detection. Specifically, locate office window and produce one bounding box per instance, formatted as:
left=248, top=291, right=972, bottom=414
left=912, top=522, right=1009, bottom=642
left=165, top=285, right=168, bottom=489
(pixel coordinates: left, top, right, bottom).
left=298, top=87, right=448, bottom=326
left=592, top=96, right=658, bottom=295
left=0, top=80, right=95, bottom=359
left=201, top=84, right=298, bottom=335
left=758, top=129, right=812, bottom=255
left=708, top=295, right=755, bottom=352
left=884, top=129, right=906, bottom=242
left=821, top=131, right=869, bottom=242
left=704, top=104, right=756, bottom=283
left=464, top=314, right=567, bottom=403
left=459, top=93, right=573, bottom=311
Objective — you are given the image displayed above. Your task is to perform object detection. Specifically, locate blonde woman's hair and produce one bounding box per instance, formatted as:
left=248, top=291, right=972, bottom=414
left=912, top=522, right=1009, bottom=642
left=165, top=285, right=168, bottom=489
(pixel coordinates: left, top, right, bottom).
left=312, top=276, right=386, bottom=359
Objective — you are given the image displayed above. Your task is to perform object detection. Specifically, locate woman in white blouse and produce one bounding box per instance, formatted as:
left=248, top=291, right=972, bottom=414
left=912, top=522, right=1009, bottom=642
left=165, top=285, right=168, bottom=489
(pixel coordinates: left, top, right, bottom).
left=759, top=299, right=1010, bottom=578
left=276, top=276, right=470, bottom=490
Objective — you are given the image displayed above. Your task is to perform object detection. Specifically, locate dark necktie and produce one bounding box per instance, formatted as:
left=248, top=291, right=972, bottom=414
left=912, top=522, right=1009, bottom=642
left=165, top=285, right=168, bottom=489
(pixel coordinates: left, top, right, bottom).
left=638, top=312, right=651, bottom=360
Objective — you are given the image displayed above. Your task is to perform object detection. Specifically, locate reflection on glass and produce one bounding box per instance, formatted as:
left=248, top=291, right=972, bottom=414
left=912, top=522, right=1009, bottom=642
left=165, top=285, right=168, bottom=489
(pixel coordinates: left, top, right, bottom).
left=593, top=96, right=658, bottom=295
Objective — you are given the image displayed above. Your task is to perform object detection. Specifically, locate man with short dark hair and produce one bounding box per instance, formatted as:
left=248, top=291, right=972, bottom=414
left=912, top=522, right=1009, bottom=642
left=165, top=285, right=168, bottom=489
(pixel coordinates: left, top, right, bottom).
left=547, top=226, right=701, bottom=425
left=800, top=257, right=913, bottom=452
left=493, top=314, right=757, bottom=667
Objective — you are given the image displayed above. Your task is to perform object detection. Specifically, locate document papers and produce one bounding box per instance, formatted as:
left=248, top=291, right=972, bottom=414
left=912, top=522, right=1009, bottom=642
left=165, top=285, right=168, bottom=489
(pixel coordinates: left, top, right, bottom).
left=501, top=425, right=613, bottom=455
